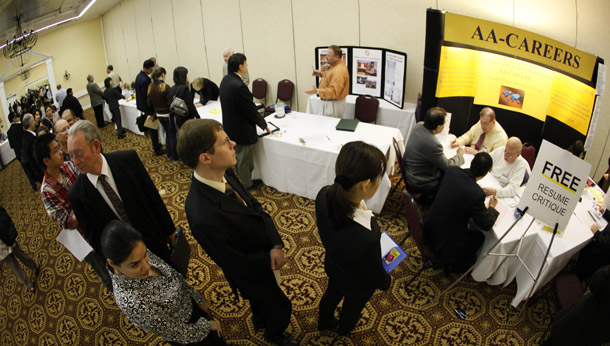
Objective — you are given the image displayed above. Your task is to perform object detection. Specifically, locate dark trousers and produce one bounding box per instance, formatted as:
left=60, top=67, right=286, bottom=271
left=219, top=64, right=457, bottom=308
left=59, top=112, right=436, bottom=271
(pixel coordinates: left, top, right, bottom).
left=20, top=159, right=38, bottom=190
left=3, top=242, right=38, bottom=289
left=318, top=278, right=375, bottom=335
left=438, top=230, right=485, bottom=273
left=143, top=112, right=162, bottom=153
left=92, top=104, right=105, bottom=127
left=84, top=251, right=113, bottom=291
left=240, top=271, right=292, bottom=342
left=159, top=117, right=177, bottom=160
left=168, top=301, right=226, bottom=346
left=110, top=107, right=124, bottom=137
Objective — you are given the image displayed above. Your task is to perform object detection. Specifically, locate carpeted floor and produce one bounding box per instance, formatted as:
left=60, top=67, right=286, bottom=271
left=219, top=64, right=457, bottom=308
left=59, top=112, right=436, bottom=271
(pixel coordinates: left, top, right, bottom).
left=0, top=109, right=552, bottom=345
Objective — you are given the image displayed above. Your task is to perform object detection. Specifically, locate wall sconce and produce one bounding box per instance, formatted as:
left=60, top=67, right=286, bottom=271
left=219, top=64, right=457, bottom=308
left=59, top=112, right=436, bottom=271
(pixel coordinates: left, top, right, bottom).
left=64, top=70, right=70, bottom=80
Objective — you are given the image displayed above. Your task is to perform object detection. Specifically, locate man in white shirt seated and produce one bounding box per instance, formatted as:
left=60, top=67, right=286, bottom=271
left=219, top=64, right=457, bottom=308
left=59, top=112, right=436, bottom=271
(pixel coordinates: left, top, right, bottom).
left=482, top=137, right=530, bottom=198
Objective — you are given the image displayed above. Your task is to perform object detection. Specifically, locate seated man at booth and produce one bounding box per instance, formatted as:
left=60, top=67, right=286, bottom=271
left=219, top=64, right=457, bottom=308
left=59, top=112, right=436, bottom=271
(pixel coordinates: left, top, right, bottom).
left=482, top=137, right=530, bottom=198
left=450, top=107, right=508, bottom=154
left=423, top=152, right=499, bottom=273
left=403, top=106, right=464, bottom=196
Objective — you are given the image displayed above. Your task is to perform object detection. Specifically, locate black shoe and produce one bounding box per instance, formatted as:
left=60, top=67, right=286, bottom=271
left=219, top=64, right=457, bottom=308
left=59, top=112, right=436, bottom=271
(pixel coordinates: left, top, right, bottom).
left=251, top=316, right=265, bottom=331
left=118, top=134, right=126, bottom=139
left=317, top=317, right=339, bottom=331
left=154, top=149, right=167, bottom=156
left=267, top=335, right=298, bottom=346
left=249, top=179, right=263, bottom=190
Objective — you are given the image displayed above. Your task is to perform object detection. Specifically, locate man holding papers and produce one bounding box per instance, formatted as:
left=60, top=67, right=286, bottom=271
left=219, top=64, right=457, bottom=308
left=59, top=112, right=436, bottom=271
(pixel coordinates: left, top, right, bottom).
left=482, top=137, right=530, bottom=198
left=219, top=53, right=270, bottom=189
left=178, top=119, right=297, bottom=346
left=35, top=132, right=112, bottom=291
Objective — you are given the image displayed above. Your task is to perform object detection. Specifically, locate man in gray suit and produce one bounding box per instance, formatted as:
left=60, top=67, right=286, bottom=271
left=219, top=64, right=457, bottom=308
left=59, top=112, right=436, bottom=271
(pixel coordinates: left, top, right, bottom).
left=86, top=75, right=105, bottom=128
left=403, top=107, right=464, bottom=202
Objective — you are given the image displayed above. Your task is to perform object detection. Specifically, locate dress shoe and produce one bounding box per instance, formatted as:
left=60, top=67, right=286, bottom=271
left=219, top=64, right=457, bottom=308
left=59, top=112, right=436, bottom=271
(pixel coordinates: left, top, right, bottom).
left=154, top=149, right=167, bottom=156
left=317, top=317, right=339, bottom=331
left=267, top=335, right=298, bottom=346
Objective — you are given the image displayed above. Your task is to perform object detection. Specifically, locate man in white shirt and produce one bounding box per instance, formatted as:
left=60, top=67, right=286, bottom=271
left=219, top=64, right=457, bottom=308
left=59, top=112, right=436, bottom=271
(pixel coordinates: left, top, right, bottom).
left=55, top=84, right=67, bottom=108
left=482, top=137, right=530, bottom=198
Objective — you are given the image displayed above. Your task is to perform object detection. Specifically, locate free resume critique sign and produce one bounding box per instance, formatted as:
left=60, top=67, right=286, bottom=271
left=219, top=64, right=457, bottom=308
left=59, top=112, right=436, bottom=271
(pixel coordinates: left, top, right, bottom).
left=517, top=140, right=590, bottom=231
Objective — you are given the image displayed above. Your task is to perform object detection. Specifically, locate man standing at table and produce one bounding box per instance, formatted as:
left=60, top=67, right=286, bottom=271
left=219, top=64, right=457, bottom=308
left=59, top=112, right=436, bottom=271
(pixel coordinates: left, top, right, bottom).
left=178, top=119, right=297, bottom=346
left=135, top=59, right=164, bottom=156
left=404, top=106, right=464, bottom=201
left=222, top=48, right=249, bottom=86
left=305, top=45, right=349, bottom=118
left=423, top=152, right=499, bottom=273
left=482, top=137, right=530, bottom=198
left=106, top=65, right=122, bottom=93
left=86, top=74, right=106, bottom=128
left=220, top=53, right=270, bottom=189
left=450, top=107, right=507, bottom=154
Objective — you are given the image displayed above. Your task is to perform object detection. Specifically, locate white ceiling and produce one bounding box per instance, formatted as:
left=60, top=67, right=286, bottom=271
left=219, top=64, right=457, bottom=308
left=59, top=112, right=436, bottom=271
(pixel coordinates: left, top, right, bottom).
left=0, top=0, right=121, bottom=42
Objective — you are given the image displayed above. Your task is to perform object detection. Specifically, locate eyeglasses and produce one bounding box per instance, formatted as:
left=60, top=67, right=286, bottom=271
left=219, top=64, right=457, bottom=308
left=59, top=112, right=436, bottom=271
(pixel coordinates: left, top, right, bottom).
left=505, top=151, right=520, bottom=159
left=480, top=120, right=494, bottom=126
left=206, top=136, right=232, bottom=153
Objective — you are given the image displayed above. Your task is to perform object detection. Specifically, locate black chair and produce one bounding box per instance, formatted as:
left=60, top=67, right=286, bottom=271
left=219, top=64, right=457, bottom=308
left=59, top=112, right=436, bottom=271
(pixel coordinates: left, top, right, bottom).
left=252, top=78, right=267, bottom=112
left=401, top=190, right=452, bottom=291
left=389, top=137, right=407, bottom=198
left=354, top=95, right=379, bottom=123
left=265, top=79, right=294, bottom=114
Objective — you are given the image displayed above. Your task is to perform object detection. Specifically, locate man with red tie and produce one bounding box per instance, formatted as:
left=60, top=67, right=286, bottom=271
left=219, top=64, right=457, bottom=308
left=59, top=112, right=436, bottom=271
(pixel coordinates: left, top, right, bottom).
left=450, top=107, right=508, bottom=155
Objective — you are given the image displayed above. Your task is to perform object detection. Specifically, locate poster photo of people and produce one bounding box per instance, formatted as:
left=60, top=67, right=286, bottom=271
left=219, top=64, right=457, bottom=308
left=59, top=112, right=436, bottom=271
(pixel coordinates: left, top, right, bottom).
left=352, top=48, right=383, bottom=97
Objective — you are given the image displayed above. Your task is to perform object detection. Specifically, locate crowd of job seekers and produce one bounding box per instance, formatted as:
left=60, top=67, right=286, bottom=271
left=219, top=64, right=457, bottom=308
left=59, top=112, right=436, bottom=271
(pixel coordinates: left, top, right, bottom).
left=1, top=44, right=609, bottom=346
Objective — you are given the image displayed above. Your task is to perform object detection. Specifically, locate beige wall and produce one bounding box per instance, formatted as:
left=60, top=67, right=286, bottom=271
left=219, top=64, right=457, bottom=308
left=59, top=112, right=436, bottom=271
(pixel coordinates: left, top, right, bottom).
left=0, top=17, right=107, bottom=131
left=1, top=0, right=602, bottom=179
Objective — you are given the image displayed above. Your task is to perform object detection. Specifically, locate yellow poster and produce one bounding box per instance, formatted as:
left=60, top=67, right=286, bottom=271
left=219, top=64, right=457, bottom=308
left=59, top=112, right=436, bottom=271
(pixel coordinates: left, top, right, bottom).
left=473, top=50, right=553, bottom=122
left=547, top=73, right=596, bottom=135
left=436, top=46, right=478, bottom=98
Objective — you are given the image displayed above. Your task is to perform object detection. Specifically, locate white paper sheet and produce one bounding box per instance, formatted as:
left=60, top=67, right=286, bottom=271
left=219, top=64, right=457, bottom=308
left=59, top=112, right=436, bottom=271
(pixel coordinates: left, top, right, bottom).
left=56, top=229, right=93, bottom=262
left=380, top=232, right=398, bottom=257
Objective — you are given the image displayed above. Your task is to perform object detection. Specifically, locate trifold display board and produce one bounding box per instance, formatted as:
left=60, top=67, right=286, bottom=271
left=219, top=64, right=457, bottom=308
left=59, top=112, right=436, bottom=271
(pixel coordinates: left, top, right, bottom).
left=315, top=46, right=407, bottom=109
left=421, top=9, right=605, bottom=151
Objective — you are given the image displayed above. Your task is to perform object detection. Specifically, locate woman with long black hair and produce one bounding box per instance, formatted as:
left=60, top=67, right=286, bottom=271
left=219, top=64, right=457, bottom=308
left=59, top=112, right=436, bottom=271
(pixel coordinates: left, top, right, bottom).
left=315, top=141, right=392, bottom=336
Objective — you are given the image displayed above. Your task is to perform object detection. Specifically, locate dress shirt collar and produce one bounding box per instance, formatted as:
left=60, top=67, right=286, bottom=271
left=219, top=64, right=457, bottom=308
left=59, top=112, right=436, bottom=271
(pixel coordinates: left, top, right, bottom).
left=352, top=200, right=373, bottom=231
left=193, top=170, right=227, bottom=193
left=233, top=72, right=244, bottom=81
left=26, top=130, right=36, bottom=136
left=87, top=155, right=112, bottom=187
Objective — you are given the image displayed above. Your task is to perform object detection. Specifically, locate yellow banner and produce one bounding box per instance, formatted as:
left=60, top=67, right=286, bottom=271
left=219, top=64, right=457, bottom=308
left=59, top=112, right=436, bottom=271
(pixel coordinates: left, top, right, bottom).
left=436, top=46, right=478, bottom=97
left=547, top=73, right=596, bottom=135
left=444, top=12, right=597, bottom=81
left=473, top=50, right=553, bottom=122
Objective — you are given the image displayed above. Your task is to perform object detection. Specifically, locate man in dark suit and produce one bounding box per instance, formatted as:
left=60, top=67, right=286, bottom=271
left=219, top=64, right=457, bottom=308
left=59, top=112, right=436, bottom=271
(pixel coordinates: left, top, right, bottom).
left=135, top=59, right=164, bottom=156
left=7, top=112, right=23, bottom=161
left=21, top=113, right=43, bottom=190
left=60, top=88, right=84, bottom=120
left=67, top=120, right=176, bottom=279
left=178, top=119, right=297, bottom=346
left=219, top=53, right=270, bottom=189
left=424, top=152, right=499, bottom=272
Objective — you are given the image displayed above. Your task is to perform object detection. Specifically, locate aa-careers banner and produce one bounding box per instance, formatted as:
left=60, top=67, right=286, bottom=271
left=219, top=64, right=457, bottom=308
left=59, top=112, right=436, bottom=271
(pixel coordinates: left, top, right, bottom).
left=444, top=12, right=597, bottom=82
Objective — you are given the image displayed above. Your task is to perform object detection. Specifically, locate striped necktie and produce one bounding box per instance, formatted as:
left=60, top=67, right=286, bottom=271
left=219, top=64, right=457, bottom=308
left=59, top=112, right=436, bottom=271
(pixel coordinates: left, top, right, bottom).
left=99, top=174, right=130, bottom=222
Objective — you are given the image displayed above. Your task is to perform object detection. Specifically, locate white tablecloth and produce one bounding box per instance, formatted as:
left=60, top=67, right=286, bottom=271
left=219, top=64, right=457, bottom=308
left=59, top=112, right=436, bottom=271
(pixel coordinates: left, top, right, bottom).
left=0, top=140, right=16, bottom=166
left=197, top=101, right=405, bottom=214
left=103, top=99, right=145, bottom=136
left=306, top=94, right=416, bottom=145
left=441, top=138, right=599, bottom=306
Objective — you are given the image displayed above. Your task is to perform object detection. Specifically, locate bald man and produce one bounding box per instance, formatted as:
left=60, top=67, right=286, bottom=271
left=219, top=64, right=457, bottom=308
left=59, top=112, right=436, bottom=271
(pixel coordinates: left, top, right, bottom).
left=61, top=109, right=77, bottom=127
left=222, top=48, right=249, bottom=86
left=451, top=107, right=508, bottom=154
left=482, top=137, right=530, bottom=198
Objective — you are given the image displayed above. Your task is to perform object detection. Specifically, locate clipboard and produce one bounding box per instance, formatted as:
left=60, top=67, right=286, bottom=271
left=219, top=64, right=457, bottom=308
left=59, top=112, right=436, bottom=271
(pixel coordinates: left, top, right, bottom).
left=380, top=232, right=407, bottom=273
left=257, top=121, right=280, bottom=137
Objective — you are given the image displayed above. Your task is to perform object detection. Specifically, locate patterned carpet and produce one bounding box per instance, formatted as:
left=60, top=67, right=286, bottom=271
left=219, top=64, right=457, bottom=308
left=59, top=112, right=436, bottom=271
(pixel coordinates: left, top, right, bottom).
left=0, top=109, right=552, bottom=345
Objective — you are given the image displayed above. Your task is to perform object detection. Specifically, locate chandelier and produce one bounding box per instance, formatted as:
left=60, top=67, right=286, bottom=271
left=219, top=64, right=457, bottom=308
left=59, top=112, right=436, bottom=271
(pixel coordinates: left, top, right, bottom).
left=2, top=14, right=38, bottom=61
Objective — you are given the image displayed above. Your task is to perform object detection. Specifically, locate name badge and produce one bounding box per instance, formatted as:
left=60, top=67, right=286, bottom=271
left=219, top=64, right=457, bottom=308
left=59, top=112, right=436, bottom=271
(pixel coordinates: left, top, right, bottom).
left=500, top=173, right=509, bottom=183
left=481, top=145, right=488, bottom=152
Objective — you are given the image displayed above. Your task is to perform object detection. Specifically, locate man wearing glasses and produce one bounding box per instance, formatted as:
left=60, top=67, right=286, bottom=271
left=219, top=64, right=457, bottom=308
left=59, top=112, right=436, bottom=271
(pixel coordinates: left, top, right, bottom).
left=482, top=137, right=530, bottom=198
left=450, top=107, right=508, bottom=154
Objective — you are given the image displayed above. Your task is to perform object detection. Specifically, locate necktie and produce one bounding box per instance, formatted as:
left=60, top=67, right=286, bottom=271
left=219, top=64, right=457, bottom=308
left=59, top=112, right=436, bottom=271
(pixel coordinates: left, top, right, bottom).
left=474, top=133, right=486, bottom=151
left=98, top=174, right=130, bottom=222
left=225, top=183, right=246, bottom=206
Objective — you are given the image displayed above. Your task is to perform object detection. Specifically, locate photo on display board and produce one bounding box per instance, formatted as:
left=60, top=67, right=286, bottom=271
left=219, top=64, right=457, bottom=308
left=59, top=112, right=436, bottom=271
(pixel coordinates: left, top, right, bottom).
left=499, top=86, right=525, bottom=109
left=384, top=51, right=406, bottom=108
left=352, top=48, right=382, bottom=97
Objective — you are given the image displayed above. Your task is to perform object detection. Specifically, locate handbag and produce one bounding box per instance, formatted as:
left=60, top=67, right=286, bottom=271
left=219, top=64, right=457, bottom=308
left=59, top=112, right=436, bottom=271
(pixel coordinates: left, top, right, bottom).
left=143, top=115, right=160, bottom=130
left=170, top=95, right=190, bottom=117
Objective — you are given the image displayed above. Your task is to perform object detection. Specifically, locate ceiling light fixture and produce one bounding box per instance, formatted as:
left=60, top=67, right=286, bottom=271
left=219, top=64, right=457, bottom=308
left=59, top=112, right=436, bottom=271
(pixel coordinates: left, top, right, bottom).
left=2, top=14, right=37, bottom=60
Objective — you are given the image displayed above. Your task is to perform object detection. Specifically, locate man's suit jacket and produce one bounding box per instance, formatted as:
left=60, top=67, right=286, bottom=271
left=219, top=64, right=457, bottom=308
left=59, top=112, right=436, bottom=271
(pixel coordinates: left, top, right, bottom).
left=87, top=82, right=104, bottom=108
left=219, top=73, right=266, bottom=145
left=68, top=150, right=175, bottom=261
left=404, top=122, right=464, bottom=191
left=7, top=123, right=24, bottom=160
left=135, top=71, right=153, bottom=115
left=185, top=168, right=282, bottom=297
left=315, top=186, right=391, bottom=296
left=61, top=95, right=83, bottom=118
left=423, top=166, right=498, bottom=253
